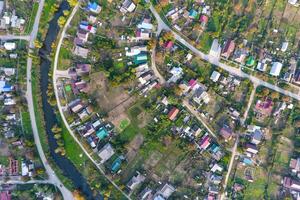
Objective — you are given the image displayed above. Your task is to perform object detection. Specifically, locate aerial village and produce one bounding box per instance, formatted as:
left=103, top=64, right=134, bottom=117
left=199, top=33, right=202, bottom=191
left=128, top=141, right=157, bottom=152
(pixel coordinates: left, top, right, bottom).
left=48, top=0, right=300, bottom=199
left=0, top=0, right=299, bottom=199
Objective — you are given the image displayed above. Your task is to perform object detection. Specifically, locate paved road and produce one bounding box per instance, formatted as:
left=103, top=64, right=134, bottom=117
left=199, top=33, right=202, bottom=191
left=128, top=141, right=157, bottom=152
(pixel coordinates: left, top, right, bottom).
left=52, top=3, right=131, bottom=200
left=0, top=35, right=30, bottom=41
left=183, top=99, right=217, bottom=139
left=0, top=180, right=52, bottom=185
left=25, top=0, right=74, bottom=199
left=149, top=5, right=300, bottom=101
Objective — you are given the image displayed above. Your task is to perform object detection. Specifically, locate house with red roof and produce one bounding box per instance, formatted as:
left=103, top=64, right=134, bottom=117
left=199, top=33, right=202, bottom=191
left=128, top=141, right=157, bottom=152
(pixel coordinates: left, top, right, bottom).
left=168, top=107, right=179, bottom=121
left=221, top=39, right=235, bottom=59
left=254, top=98, right=274, bottom=120
left=198, top=134, right=211, bottom=150
left=199, top=15, right=208, bottom=27
left=164, top=41, right=174, bottom=50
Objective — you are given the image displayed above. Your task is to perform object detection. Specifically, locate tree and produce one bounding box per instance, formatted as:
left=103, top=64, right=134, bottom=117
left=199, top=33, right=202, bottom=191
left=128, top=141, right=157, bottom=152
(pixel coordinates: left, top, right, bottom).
left=67, top=0, right=78, bottom=7
left=58, top=16, right=66, bottom=28
left=73, top=190, right=85, bottom=200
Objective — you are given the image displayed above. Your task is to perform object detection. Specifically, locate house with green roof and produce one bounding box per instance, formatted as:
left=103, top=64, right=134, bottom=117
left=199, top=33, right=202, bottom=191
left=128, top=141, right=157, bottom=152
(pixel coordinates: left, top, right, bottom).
left=96, top=127, right=108, bottom=140
left=189, top=9, right=197, bottom=19
left=246, top=56, right=255, bottom=67
left=134, top=53, right=147, bottom=65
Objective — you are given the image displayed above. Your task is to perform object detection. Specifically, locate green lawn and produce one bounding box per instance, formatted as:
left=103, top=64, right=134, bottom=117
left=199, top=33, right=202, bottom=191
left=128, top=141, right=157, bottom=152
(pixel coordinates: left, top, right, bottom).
left=119, top=119, right=129, bottom=130
left=24, top=2, right=39, bottom=34
left=21, top=111, right=33, bottom=136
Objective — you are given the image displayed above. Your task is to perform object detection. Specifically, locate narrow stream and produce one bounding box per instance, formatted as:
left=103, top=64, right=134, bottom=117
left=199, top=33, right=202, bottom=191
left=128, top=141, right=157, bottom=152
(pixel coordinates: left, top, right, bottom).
left=38, top=1, right=95, bottom=199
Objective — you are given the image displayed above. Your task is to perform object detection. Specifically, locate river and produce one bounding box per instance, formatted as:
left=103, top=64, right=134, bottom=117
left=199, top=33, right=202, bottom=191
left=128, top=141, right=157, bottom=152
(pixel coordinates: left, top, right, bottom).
left=38, top=1, right=96, bottom=199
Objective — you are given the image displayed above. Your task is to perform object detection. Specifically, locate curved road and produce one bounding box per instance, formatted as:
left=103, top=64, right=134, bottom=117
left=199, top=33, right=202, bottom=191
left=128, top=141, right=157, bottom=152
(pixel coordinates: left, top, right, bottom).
left=25, top=0, right=74, bottom=199
left=52, top=3, right=131, bottom=199
left=149, top=5, right=300, bottom=101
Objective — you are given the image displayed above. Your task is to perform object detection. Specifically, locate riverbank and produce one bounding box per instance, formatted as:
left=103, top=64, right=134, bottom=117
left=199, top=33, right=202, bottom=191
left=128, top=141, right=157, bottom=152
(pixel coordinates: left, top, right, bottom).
left=31, top=1, right=95, bottom=199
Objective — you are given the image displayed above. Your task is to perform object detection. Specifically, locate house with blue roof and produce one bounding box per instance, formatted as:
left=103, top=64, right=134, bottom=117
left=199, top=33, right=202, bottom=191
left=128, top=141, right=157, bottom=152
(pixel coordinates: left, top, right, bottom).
left=0, top=81, right=13, bottom=93
left=87, top=2, right=102, bottom=14
left=189, top=9, right=198, bottom=19
left=134, top=53, right=147, bottom=65
left=96, top=127, right=108, bottom=140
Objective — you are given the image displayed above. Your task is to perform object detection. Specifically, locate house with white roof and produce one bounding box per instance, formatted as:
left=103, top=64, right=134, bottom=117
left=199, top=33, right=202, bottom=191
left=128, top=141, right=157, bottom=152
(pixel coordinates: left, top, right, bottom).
left=270, top=62, right=283, bottom=76
left=210, top=71, right=221, bottom=82
left=4, top=42, right=16, bottom=50
left=209, top=39, right=221, bottom=59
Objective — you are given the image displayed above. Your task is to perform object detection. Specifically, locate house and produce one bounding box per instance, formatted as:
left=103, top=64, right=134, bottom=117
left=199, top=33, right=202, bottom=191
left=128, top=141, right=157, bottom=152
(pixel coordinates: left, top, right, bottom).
left=2, top=68, right=15, bottom=76
left=254, top=98, right=274, bottom=118
left=246, top=56, right=255, bottom=67
left=4, top=42, right=16, bottom=50
left=156, top=183, right=175, bottom=199
left=79, top=21, right=97, bottom=33
left=233, top=48, right=247, bottom=64
left=210, top=71, right=221, bottom=82
left=164, top=41, right=174, bottom=50
left=76, top=64, right=91, bottom=75
left=21, top=161, right=29, bottom=176
left=290, top=158, right=300, bottom=174
left=211, top=163, right=223, bottom=173
left=135, top=29, right=151, bottom=40
left=69, top=102, right=84, bottom=113
left=199, top=15, right=209, bottom=26
left=73, top=46, right=89, bottom=58
left=126, top=46, right=147, bottom=57
left=76, top=29, right=89, bottom=42
left=198, top=134, right=211, bottom=150
left=0, top=191, right=11, bottom=200
left=87, top=2, right=102, bottom=14
left=193, top=87, right=210, bottom=104
left=289, top=0, right=299, bottom=5
left=0, top=1, right=4, bottom=16
left=127, top=171, right=146, bottom=191
left=137, top=18, right=153, bottom=30
left=139, top=188, right=153, bottom=200
left=0, top=81, right=13, bottom=93
left=98, top=143, right=115, bottom=163
left=209, top=39, right=221, bottom=58
left=256, top=62, right=267, bottom=72
left=4, top=98, right=15, bottom=106
left=251, top=129, right=263, bottom=145
left=168, top=107, right=179, bottom=121
left=281, top=42, right=288, bottom=52
left=294, top=69, right=300, bottom=84
left=120, top=0, right=136, bottom=13
left=283, top=177, right=300, bottom=191
left=134, top=53, right=147, bottom=65
left=270, top=62, right=283, bottom=76
left=220, top=125, right=233, bottom=141
left=96, top=127, right=109, bottom=140
left=210, top=174, right=223, bottom=185
left=168, top=67, right=183, bottom=83
left=221, top=39, right=235, bottom=59
left=9, top=158, right=18, bottom=175
left=245, top=143, right=258, bottom=154
left=189, top=9, right=197, bottom=19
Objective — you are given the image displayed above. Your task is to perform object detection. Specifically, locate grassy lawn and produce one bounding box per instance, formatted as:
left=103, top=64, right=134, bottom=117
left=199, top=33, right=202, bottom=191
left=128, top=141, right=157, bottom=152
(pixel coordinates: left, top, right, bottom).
left=24, top=2, right=39, bottom=34
left=21, top=111, right=33, bottom=136
left=0, top=156, right=9, bottom=166
left=119, top=119, right=129, bottom=130
left=58, top=45, right=72, bottom=70
left=58, top=116, right=89, bottom=167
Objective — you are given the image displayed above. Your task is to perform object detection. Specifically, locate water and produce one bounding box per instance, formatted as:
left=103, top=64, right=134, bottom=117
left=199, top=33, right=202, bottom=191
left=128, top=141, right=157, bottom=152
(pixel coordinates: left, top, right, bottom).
left=38, top=1, right=96, bottom=199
